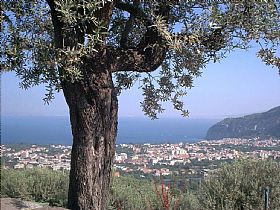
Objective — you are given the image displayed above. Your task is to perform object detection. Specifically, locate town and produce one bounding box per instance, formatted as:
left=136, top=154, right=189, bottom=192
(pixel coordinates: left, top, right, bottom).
left=1, top=138, right=280, bottom=179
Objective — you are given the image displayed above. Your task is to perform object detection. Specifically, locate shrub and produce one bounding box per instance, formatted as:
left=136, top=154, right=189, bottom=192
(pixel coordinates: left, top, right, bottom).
left=199, top=159, right=280, bottom=210
left=108, top=175, right=157, bottom=210
left=1, top=168, right=68, bottom=207
left=108, top=175, right=200, bottom=210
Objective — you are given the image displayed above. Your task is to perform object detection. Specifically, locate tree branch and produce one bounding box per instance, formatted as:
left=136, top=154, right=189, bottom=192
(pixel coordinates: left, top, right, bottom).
left=119, top=15, right=134, bottom=48
left=110, top=1, right=171, bottom=73
left=115, top=0, right=152, bottom=26
left=46, top=0, right=64, bottom=48
left=109, top=45, right=167, bottom=73
left=119, top=0, right=140, bottom=48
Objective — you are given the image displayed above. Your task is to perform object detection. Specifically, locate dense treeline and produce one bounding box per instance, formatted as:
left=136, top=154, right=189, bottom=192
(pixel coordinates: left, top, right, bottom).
left=1, top=159, right=280, bottom=209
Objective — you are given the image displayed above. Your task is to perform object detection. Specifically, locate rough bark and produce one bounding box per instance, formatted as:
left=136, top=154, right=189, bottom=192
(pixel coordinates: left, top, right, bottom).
left=62, top=64, right=118, bottom=210
left=46, top=1, right=168, bottom=209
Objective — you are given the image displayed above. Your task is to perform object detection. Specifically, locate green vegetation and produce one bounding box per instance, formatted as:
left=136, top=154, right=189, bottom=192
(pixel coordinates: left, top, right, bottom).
left=109, top=175, right=200, bottom=210
left=3, top=0, right=280, bottom=208
left=206, top=106, right=280, bottom=140
left=1, top=159, right=280, bottom=209
left=1, top=168, right=68, bottom=207
left=199, top=159, right=280, bottom=210
left=109, top=175, right=157, bottom=209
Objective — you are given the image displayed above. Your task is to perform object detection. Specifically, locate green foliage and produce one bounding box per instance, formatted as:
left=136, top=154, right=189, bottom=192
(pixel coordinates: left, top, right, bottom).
left=109, top=175, right=157, bottom=210
left=2, top=1, right=280, bottom=117
left=199, top=159, right=280, bottom=210
left=152, top=177, right=201, bottom=210
left=1, top=168, right=69, bottom=207
left=206, top=106, right=280, bottom=140
left=109, top=175, right=200, bottom=210
left=1, top=160, right=280, bottom=210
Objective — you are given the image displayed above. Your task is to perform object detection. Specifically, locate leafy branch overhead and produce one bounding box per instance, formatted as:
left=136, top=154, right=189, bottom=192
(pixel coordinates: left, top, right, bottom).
left=2, top=0, right=280, bottom=118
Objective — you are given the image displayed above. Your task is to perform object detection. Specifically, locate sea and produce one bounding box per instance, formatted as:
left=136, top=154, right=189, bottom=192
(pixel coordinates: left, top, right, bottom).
left=1, top=116, right=219, bottom=145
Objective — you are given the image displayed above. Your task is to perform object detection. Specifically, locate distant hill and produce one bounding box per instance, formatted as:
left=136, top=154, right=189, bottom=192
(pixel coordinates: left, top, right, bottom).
left=206, top=106, right=280, bottom=140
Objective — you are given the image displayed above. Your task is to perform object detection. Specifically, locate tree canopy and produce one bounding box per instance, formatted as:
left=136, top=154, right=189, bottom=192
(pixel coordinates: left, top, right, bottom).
left=2, top=0, right=280, bottom=118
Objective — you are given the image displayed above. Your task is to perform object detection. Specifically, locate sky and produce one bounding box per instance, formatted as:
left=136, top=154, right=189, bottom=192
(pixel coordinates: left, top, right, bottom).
left=2, top=48, right=280, bottom=119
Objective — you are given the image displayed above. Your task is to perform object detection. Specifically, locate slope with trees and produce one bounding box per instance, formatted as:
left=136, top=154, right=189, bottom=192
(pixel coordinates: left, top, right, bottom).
left=206, top=106, right=280, bottom=140
left=1, top=1, right=280, bottom=209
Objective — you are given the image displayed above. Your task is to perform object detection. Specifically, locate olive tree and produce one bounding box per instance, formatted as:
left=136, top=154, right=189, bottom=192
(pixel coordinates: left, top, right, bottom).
left=1, top=1, right=280, bottom=209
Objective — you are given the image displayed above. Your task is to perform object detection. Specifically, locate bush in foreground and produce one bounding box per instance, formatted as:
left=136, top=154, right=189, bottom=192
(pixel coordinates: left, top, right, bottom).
left=109, top=175, right=200, bottom=210
left=1, top=168, right=68, bottom=207
left=2, top=159, right=279, bottom=209
left=1, top=168, right=198, bottom=209
left=199, top=159, right=280, bottom=210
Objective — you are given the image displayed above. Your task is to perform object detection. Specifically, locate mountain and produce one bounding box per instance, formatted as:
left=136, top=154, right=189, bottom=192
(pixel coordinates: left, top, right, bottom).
left=206, top=106, right=280, bottom=140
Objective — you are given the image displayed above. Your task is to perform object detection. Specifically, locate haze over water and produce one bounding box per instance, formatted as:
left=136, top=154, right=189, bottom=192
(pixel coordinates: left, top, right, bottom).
left=2, top=116, right=218, bottom=145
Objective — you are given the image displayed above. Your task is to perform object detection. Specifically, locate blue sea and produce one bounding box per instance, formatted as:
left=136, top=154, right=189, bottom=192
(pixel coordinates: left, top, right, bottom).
left=1, top=116, right=218, bottom=145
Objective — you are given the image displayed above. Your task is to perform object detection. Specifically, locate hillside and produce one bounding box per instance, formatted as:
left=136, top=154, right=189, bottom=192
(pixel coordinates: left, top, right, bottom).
left=206, top=106, right=280, bottom=140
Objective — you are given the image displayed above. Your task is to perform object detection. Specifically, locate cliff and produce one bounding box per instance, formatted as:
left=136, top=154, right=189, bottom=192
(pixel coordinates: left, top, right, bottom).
left=206, top=106, right=280, bottom=140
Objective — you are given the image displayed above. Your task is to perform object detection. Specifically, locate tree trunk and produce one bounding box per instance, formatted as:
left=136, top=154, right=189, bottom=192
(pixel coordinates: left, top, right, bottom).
left=62, top=66, right=118, bottom=210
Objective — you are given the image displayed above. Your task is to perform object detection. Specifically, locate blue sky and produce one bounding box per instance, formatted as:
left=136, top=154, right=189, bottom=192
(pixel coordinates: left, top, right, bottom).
left=2, top=48, right=280, bottom=119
